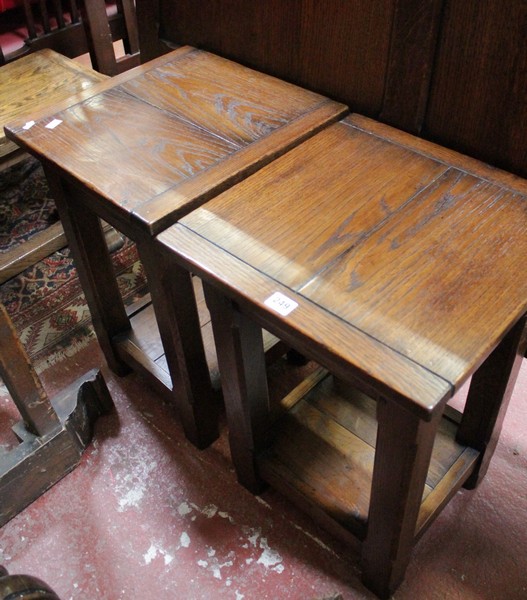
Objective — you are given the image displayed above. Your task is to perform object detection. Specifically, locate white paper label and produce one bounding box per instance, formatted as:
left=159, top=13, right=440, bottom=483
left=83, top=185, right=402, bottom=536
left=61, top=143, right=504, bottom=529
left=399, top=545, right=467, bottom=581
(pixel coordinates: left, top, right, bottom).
left=22, top=120, right=35, bottom=130
left=45, top=119, right=63, bottom=129
left=264, top=292, right=298, bottom=316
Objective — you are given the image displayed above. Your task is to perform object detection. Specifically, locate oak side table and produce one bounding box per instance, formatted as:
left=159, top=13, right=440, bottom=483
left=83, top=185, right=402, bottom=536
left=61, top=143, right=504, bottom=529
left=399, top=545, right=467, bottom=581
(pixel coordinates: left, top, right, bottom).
left=156, top=115, right=527, bottom=597
left=5, top=46, right=346, bottom=448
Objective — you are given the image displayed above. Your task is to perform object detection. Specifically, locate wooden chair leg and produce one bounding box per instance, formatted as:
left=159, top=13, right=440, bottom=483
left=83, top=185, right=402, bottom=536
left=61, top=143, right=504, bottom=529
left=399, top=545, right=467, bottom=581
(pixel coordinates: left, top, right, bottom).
left=457, top=314, right=527, bottom=488
left=361, top=398, right=441, bottom=599
left=203, top=282, right=269, bottom=493
left=0, top=304, right=114, bottom=527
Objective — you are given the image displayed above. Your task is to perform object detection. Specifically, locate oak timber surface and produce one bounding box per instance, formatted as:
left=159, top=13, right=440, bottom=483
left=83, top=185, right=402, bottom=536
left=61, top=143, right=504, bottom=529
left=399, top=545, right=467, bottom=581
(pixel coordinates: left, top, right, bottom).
left=259, top=369, right=478, bottom=540
left=158, top=221, right=451, bottom=417
left=0, top=50, right=106, bottom=160
left=5, top=47, right=346, bottom=236
left=160, top=115, right=527, bottom=411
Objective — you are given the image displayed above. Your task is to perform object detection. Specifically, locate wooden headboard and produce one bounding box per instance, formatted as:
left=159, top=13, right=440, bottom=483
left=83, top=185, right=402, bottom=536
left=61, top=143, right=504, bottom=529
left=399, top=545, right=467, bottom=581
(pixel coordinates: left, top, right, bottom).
left=137, top=0, right=527, bottom=179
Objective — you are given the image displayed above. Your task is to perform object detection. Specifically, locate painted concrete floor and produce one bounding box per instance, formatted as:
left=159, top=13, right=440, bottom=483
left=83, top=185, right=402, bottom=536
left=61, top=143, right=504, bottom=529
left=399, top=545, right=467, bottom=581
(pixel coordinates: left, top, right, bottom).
left=1, top=337, right=527, bottom=600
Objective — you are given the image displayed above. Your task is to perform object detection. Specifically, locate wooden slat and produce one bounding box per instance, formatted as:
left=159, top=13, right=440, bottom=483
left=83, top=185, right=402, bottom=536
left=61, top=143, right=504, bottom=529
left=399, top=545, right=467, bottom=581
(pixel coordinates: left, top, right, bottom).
left=117, top=278, right=284, bottom=397
left=0, top=222, right=65, bottom=285
left=258, top=371, right=473, bottom=542
left=416, top=447, right=479, bottom=537
left=0, top=218, right=121, bottom=286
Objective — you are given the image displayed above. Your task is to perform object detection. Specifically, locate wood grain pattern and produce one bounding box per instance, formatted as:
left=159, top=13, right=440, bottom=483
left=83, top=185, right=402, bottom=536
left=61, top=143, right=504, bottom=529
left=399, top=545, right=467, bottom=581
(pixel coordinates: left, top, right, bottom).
left=20, top=87, right=240, bottom=211
left=174, top=117, right=527, bottom=393
left=424, top=0, right=527, bottom=177
left=156, top=225, right=452, bottom=418
left=0, top=50, right=106, bottom=134
left=121, top=49, right=331, bottom=145
left=0, top=50, right=107, bottom=287
left=181, top=122, right=447, bottom=288
left=144, top=0, right=527, bottom=177
left=0, top=49, right=106, bottom=158
left=6, top=48, right=346, bottom=236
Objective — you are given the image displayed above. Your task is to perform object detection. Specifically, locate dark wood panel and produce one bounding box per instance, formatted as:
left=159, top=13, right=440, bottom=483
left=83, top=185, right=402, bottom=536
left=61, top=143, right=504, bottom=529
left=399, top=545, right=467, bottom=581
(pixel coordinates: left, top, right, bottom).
left=380, top=0, right=444, bottom=132
left=425, top=0, right=527, bottom=177
left=136, top=0, right=169, bottom=62
left=158, top=0, right=395, bottom=114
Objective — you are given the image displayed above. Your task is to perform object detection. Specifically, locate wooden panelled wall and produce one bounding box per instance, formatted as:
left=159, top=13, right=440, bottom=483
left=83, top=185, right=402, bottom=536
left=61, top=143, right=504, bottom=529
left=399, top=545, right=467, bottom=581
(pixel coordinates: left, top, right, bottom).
left=137, top=0, right=527, bottom=178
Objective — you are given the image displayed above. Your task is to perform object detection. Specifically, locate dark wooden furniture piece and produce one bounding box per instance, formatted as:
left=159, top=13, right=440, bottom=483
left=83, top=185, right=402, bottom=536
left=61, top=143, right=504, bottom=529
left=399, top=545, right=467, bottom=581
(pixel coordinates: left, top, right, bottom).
left=82, top=0, right=140, bottom=75
left=0, top=0, right=140, bottom=75
left=137, top=0, right=527, bottom=180
left=0, top=303, right=113, bottom=527
left=5, top=46, right=346, bottom=448
left=0, top=49, right=107, bottom=284
left=156, top=115, right=527, bottom=598
left=0, top=565, right=61, bottom=599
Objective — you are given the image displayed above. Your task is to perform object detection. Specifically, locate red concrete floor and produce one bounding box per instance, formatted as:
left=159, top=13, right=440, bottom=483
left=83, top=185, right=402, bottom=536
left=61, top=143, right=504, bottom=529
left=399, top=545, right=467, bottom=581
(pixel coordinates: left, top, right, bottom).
left=1, top=338, right=527, bottom=600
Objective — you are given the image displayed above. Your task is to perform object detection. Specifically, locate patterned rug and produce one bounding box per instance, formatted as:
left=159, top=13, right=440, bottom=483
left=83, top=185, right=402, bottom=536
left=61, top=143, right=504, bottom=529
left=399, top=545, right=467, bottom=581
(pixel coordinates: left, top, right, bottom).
left=0, top=156, right=148, bottom=370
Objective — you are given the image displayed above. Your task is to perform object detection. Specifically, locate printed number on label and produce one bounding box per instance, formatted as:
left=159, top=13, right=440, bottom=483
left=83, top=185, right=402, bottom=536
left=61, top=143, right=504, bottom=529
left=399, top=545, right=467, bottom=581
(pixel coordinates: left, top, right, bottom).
left=264, top=292, right=298, bottom=316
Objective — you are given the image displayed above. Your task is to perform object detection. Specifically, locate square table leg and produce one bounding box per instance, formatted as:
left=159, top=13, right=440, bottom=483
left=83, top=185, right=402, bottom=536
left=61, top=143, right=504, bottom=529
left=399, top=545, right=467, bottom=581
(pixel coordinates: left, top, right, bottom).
left=457, top=314, right=527, bottom=488
left=44, top=168, right=131, bottom=375
left=361, top=399, right=442, bottom=598
left=137, top=246, right=219, bottom=448
left=203, top=281, right=270, bottom=493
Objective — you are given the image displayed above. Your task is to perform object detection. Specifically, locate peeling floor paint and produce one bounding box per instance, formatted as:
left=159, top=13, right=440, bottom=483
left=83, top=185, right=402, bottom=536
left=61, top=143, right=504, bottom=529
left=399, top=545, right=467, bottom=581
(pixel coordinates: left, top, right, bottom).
left=1, top=345, right=525, bottom=599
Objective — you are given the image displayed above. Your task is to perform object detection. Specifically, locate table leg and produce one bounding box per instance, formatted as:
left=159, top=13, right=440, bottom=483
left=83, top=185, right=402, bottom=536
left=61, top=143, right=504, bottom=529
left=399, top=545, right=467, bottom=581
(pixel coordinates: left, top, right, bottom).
left=44, top=167, right=131, bottom=375
left=204, top=282, right=269, bottom=493
left=138, top=245, right=219, bottom=449
left=457, top=314, right=527, bottom=489
left=361, top=398, right=441, bottom=599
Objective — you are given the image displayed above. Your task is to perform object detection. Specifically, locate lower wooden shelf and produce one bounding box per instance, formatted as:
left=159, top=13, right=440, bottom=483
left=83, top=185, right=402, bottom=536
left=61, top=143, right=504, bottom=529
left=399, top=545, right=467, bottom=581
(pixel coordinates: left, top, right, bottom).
left=113, top=278, right=281, bottom=400
left=259, top=368, right=480, bottom=544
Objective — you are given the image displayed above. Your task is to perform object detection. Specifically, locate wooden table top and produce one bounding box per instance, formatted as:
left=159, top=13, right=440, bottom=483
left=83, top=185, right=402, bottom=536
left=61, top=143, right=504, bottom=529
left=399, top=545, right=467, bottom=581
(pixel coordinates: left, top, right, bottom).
left=0, top=50, right=107, bottom=160
left=5, top=47, right=346, bottom=237
left=158, top=115, right=527, bottom=419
